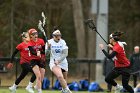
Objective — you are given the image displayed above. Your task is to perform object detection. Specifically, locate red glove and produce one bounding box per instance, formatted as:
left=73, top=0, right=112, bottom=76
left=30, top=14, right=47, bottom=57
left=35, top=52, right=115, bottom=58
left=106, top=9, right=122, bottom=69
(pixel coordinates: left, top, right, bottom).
left=7, top=63, right=13, bottom=69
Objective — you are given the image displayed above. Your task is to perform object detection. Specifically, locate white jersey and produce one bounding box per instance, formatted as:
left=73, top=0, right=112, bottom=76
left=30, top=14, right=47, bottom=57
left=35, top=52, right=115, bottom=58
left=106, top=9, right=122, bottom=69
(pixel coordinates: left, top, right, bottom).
left=46, top=38, right=68, bottom=71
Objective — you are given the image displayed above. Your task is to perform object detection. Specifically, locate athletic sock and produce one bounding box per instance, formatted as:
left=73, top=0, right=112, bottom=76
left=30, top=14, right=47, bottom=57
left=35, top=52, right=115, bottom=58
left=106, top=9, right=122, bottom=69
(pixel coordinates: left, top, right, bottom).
left=65, top=86, right=70, bottom=90
left=134, top=87, right=138, bottom=92
left=115, top=84, right=119, bottom=88
left=13, top=84, right=18, bottom=88
left=37, top=89, right=42, bottom=93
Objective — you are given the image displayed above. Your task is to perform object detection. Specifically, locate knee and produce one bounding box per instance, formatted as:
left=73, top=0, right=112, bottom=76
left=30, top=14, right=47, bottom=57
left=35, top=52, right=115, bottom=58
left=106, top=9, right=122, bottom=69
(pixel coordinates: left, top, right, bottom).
left=36, top=73, right=41, bottom=81
left=37, top=76, right=41, bottom=82
left=57, top=75, right=64, bottom=80
left=105, top=77, right=110, bottom=83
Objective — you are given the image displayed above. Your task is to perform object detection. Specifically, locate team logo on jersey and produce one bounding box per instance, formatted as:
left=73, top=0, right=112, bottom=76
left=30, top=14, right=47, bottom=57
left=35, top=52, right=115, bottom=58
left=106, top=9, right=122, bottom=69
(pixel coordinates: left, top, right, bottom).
left=52, top=46, right=62, bottom=48
left=33, top=45, right=42, bottom=49
left=25, top=48, right=29, bottom=51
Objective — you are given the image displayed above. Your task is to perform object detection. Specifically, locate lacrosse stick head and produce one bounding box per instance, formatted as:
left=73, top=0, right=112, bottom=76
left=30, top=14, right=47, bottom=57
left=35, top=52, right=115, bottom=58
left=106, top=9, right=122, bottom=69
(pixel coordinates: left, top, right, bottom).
left=38, top=20, right=43, bottom=31
left=85, top=19, right=96, bottom=30
left=41, top=12, right=45, bottom=18
left=41, top=12, right=46, bottom=27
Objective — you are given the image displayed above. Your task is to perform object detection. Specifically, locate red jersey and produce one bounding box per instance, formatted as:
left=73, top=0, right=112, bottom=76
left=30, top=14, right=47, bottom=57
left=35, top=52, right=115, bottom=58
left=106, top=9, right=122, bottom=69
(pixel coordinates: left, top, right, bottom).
left=113, top=42, right=130, bottom=67
left=28, top=38, right=45, bottom=60
left=16, top=42, right=30, bottom=64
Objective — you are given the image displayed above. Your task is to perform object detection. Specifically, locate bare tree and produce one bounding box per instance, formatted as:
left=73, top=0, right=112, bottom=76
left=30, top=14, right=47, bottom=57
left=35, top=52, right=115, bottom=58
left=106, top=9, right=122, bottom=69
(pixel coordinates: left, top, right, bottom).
left=72, top=0, right=86, bottom=58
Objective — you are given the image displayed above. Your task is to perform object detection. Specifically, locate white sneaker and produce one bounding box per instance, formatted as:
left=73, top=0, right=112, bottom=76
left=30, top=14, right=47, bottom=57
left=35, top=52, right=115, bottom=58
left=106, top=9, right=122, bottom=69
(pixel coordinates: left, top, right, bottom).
left=115, top=84, right=123, bottom=93
left=61, top=89, right=64, bottom=93
left=9, top=86, right=16, bottom=93
left=26, top=86, right=34, bottom=93
left=37, top=89, right=42, bottom=93
left=38, top=91, right=42, bottom=93
left=62, top=89, right=72, bottom=93
left=134, top=88, right=138, bottom=93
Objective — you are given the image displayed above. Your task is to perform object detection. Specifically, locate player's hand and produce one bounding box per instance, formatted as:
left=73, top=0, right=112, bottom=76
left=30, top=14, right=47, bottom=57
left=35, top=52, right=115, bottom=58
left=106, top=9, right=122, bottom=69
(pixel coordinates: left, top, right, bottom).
left=7, top=63, right=13, bottom=69
left=99, top=44, right=104, bottom=50
left=54, top=60, right=60, bottom=65
left=37, top=51, right=41, bottom=57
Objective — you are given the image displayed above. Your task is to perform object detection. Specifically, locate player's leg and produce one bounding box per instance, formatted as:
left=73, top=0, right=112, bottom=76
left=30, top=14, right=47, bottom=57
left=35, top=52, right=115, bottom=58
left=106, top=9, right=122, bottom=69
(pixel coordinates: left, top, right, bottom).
left=122, top=73, right=134, bottom=93
left=62, top=69, right=68, bottom=81
left=105, top=69, right=120, bottom=86
left=134, top=83, right=140, bottom=92
left=52, top=66, right=67, bottom=88
left=32, top=62, right=46, bottom=90
left=9, top=64, right=29, bottom=92
left=33, top=67, right=45, bottom=90
left=62, top=69, right=72, bottom=93
left=39, top=55, right=46, bottom=82
left=52, top=66, right=72, bottom=93
left=26, top=63, right=36, bottom=90
left=9, top=70, right=28, bottom=91
left=29, top=60, right=42, bottom=93
left=105, top=73, right=112, bottom=92
left=105, top=68, right=123, bottom=92
left=40, top=68, right=45, bottom=82
left=107, top=83, right=112, bottom=92
left=26, top=73, right=36, bottom=93
left=32, top=65, right=42, bottom=93
left=39, top=62, right=46, bottom=82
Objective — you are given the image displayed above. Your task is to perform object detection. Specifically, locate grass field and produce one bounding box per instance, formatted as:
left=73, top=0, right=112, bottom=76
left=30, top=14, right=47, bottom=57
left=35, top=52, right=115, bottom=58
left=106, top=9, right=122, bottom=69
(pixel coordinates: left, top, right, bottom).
left=0, top=88, right=109, bottom=93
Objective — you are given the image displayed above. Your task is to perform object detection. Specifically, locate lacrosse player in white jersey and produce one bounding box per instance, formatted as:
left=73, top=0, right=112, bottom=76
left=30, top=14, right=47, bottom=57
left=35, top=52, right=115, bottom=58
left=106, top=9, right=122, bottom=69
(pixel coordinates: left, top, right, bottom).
left=45, top=29, right=72, bottom=93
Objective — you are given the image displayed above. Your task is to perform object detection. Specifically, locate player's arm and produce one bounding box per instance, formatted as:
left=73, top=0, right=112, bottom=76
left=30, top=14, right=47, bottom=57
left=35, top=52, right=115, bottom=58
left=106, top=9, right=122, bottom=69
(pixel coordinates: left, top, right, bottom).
left=56, top=40, right=68, bottom=62
left=45, top=42, right=51, bottom=56
left=10, top=49, right=19, bottom=63
left=102, top=49, right=117, bottom=59
left=7, top=49, right=19, bottom=69
left=99, top=44, right=117, bottom=59
left=57, top=49, right=68, bottom=62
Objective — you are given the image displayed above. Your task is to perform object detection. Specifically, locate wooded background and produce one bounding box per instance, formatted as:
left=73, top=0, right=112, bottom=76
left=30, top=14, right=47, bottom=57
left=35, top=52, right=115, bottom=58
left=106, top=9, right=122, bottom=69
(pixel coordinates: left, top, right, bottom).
left=0, top=0, right=140, bottom=58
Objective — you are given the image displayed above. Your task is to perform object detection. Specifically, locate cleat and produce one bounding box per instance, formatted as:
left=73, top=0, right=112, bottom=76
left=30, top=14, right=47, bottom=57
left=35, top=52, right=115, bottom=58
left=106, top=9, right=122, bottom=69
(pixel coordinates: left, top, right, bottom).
left=62, top=89, right=72, bottom=93
left=9, top=86, right=16, bottom=93
left=115, top=84, right=123, bottom=93
left=26, top=86, right=34, bottom=93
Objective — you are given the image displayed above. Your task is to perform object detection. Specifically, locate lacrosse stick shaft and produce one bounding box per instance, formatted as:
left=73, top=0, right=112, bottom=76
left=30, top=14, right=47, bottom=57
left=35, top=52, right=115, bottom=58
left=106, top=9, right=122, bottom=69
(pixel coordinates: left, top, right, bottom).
left=85, top=19, right=108, bottom=45
left=94, top=29, right=108, bottom=45
left=42, top=30, right=47, bottom=42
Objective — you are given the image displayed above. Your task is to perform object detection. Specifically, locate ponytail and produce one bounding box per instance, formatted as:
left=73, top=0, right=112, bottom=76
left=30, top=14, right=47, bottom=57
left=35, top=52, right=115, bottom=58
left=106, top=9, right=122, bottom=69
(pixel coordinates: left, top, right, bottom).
left=112, top=31, right=124, bottom=41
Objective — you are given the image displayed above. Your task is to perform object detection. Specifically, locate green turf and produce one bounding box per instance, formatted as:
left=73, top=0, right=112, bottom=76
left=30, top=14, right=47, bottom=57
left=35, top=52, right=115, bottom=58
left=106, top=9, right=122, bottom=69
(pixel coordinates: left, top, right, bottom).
left=0, top=88, right=108, bottom=93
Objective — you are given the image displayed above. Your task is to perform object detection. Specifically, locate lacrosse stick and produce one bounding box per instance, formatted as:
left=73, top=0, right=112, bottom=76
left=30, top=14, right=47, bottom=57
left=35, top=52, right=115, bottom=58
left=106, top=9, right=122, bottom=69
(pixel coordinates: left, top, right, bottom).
left=38, top=12, right=47, bottom=42
left=85, top=19, right=108, bottom=44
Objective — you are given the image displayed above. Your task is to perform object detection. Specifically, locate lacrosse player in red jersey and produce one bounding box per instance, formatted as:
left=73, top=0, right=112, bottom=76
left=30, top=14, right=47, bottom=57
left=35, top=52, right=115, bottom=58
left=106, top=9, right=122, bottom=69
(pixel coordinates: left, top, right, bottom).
left=27, top=28, right=46, bottom=93
left=99, top=31, right=134, bottom=93
left=7, top=32, right=35, bottom=93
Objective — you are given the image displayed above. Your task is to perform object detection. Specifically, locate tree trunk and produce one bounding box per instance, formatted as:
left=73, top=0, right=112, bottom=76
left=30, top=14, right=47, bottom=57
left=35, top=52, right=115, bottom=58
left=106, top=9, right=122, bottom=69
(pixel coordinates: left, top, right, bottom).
left=72, top=0, right=86, bottom=58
